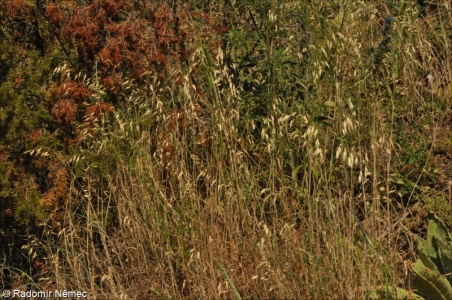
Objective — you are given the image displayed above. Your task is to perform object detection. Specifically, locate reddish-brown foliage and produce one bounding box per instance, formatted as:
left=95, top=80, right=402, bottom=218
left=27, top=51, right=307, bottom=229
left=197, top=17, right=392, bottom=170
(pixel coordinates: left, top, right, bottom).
left=26, top=130, right=41, bottom=147
left=101, top=73, right=122, bottom=93
left=4, top=0, right=32, bottom=19
left=56, top=81, right=92, bottom=104
left=73, top=101, right=114, bottom=144
left=40, top=1, right=225, bottom=152
left=0, top=0, right=227, bottom=230
left=45, top=2, right=63, bottom=25
left=51, top=99, right=78, bottom=126
left=41, top=161, right=69, bottom=209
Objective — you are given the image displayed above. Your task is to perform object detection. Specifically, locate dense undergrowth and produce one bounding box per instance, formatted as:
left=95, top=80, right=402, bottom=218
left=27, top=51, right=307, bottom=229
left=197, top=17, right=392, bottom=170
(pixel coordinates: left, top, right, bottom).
left=0, top=0, right=451, bottom=298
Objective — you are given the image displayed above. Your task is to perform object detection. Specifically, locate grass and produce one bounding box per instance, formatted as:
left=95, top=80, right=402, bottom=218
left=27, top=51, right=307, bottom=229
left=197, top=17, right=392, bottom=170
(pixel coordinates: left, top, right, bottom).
left=1, top=0, right=451, bottom=298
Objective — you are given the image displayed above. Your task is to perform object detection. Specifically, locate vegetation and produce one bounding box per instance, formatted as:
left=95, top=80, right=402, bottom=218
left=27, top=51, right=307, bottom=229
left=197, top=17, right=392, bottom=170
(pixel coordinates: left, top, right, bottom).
left=409, top=213, right=452, bottom=300
left=370, top=212, right=452, bottom=300
left=0, top=0, right=451, bottom=298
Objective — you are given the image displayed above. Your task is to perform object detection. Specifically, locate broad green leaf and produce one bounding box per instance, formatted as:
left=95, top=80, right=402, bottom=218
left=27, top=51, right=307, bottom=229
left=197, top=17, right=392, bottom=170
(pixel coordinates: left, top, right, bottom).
left=427, top=212, right=452, bottom=246
left=435, top=237, right=452, bottom=275
left=411, top=259, right=452, bottom=300
left=417, top=238, right=440, bottom=272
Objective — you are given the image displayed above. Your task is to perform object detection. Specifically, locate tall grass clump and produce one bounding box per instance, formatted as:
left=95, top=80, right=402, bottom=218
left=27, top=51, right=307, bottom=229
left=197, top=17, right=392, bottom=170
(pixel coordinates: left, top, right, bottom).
left=2, top=0, right=451, bottom=299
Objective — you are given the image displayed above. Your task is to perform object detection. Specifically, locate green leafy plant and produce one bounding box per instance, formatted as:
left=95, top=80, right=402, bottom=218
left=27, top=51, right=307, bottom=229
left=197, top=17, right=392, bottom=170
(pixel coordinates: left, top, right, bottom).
left=371, top=212, right=452, bottom=299
left=411, top=212, right=452, bottom=300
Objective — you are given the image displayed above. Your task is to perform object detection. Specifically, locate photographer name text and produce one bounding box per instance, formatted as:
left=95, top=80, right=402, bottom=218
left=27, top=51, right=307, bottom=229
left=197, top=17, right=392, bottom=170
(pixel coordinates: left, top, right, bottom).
left=12, top=289, right=88, bottom=298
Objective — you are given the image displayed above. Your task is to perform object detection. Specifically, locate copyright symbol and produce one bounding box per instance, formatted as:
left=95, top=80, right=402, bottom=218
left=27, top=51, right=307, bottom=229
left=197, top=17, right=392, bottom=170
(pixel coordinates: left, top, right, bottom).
left=2, top=290, right=10, bottom=298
